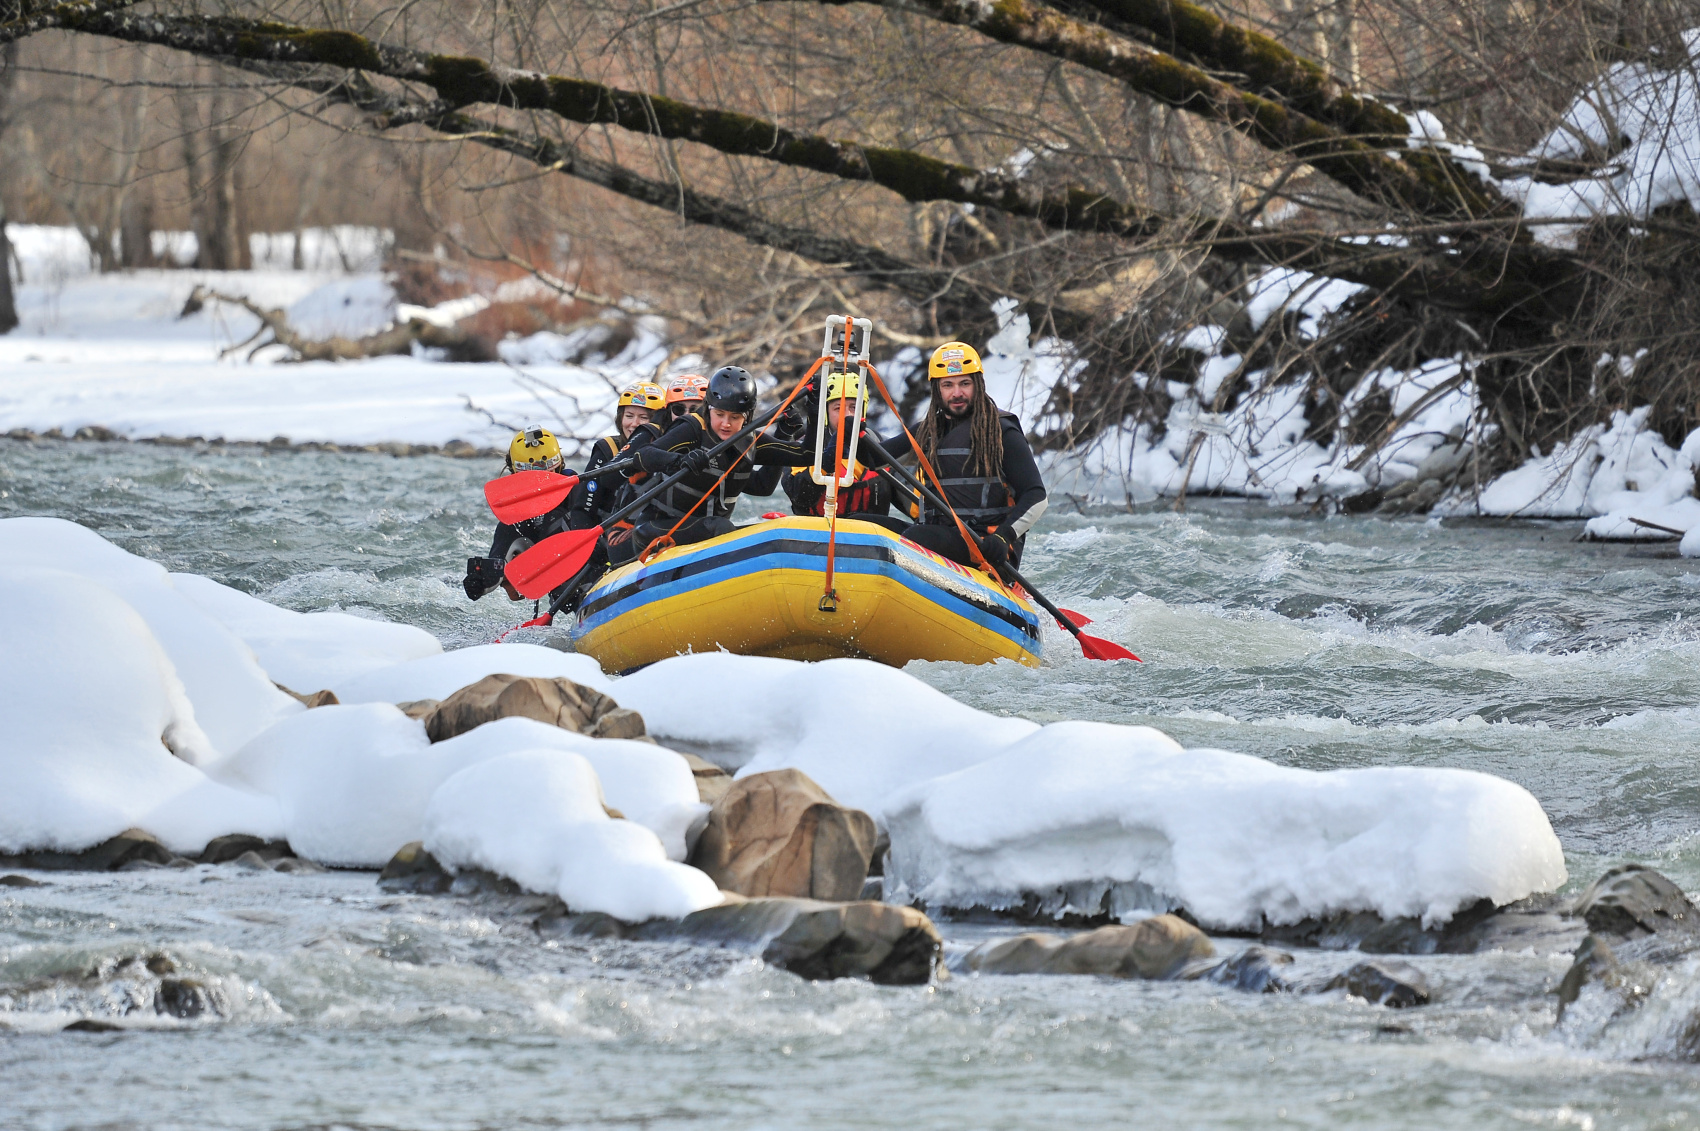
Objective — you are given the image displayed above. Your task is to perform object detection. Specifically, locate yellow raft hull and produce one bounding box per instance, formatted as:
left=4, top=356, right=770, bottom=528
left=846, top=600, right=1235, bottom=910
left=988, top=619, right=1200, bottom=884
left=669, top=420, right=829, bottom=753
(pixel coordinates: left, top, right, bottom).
left=568, top=517, right=1043, bottom=671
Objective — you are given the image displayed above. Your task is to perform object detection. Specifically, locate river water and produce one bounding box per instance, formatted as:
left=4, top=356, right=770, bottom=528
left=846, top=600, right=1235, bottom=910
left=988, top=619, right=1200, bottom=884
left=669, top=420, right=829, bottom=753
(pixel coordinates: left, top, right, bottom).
left=4, top=438, right=1700, bottom=1129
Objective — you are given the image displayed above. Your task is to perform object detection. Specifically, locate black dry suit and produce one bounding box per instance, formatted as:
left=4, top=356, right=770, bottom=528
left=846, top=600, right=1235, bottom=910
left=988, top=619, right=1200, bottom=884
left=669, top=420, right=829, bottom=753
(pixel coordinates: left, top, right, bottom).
left=881, top=410, right=1047, bottom=566
left=610, top=411, right=807, bottom=564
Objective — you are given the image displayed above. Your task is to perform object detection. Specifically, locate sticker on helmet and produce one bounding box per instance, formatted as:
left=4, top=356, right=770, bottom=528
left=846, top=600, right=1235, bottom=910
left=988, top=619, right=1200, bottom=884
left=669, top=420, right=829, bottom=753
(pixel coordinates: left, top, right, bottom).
left=941, top=348, right=965, bottom=360
left=946, top=361, right=963, bottom=374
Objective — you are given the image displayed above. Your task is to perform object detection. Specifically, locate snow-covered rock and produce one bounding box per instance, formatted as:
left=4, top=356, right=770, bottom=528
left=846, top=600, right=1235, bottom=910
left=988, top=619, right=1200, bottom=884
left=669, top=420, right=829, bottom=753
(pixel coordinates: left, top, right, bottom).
left=882, top=721, right=1567, bottom=930
left=422, top=750, right=720, bottom=922
left=332, top=643, right=611, bottom=704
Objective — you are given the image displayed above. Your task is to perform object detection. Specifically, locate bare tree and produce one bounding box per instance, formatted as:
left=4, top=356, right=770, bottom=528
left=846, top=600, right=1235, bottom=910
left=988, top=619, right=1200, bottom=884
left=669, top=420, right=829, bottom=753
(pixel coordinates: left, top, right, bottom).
left=0, top=39, right=16, bottom=334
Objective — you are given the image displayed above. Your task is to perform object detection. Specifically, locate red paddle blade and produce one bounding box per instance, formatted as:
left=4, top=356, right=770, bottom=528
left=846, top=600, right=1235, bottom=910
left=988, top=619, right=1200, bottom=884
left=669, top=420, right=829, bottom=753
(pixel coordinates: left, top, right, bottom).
left=504, top=528, right=601, bottom=599
left=1076, top=632, right=1141, bottom=662
left=485, top=471, right=579, bottom=524
left=1058, top=608, right=1092, bottom=628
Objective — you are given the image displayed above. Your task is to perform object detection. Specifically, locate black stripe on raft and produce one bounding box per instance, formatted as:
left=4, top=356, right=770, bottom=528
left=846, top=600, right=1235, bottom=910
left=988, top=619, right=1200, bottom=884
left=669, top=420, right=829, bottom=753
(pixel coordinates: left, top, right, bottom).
left=578, top=534, right=1038, bottom=639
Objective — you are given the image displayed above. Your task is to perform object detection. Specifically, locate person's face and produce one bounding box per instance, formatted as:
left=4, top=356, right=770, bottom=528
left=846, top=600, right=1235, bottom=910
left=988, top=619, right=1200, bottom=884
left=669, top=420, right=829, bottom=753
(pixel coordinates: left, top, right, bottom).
left=619, top=405, right=651, bottom=436
left=825, top=396, right=851, bottom=422
left=938, top=374, right=976, bottom=417
left=674, top=398, right=703, bottom=420
left=708, top=408, right=746, bottom=440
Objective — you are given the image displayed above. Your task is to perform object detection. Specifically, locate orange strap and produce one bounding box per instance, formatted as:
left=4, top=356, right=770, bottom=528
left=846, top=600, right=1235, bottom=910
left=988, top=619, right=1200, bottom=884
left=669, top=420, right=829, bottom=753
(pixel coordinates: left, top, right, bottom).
left=638, top=357, right=829, bottom=563
left=860, top=363, right=999, bottom=577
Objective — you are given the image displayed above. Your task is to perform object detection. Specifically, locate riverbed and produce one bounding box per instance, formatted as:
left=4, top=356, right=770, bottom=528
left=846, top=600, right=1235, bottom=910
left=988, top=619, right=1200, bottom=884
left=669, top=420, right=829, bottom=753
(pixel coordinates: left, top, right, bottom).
left=4, top=438, right=1699, bottom=1129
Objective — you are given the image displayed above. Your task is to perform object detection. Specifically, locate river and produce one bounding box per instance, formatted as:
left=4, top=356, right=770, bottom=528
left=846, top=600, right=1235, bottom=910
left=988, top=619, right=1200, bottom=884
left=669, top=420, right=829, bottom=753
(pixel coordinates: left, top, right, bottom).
left=3, top=438, right=1698, bottom=1128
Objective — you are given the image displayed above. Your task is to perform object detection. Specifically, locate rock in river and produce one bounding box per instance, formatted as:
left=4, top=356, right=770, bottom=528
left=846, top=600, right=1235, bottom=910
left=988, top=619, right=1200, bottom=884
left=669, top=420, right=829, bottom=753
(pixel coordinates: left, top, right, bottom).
left=963, top=916, right=1214, bottom=980
left=422, top=673, right=622, bottom=742
left=688, top=769, right=876, bottom=902
left=1326, top=960, right=1430, bottom=1007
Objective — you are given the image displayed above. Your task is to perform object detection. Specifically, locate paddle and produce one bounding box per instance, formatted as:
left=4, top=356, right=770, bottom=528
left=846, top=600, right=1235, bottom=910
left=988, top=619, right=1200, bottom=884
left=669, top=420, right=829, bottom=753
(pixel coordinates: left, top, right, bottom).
left=503, top=400, right=794, bottom=600
left=484, top=457, right=644, bottom=525
left=864, top=444, right=1139, bottom=663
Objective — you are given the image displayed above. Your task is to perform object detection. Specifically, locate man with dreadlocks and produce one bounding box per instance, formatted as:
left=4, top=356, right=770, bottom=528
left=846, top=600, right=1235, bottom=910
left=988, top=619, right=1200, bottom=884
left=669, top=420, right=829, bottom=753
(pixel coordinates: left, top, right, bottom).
left=878, top=341, right=1047, bottom=570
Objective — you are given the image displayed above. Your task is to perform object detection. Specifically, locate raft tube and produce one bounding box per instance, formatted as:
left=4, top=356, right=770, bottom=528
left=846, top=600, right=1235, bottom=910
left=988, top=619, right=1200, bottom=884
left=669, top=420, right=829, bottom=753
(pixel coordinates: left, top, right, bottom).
left=568, top=516, right=1043, bottom=671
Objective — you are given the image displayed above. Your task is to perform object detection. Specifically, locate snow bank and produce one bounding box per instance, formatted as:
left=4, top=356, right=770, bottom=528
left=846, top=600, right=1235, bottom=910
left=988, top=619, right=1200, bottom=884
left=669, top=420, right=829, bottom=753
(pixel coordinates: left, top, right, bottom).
left=332, top=643, right=611, bottom=704
left=0, top=517, right=300, bottom=756
left=0, top=569, right=284, bottom=855
left=423, top=751, right=720, bottom=922
left=882, top=721, right=1567, bottom=929
left=172, top=572, right=441, bottom=693
left=633, top=653, right=1567, bottom=927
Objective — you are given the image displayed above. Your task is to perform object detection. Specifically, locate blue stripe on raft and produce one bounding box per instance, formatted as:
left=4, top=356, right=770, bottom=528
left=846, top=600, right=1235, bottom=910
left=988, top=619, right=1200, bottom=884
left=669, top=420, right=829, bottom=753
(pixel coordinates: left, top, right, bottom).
left=572, top=527, right=1040, bottom=651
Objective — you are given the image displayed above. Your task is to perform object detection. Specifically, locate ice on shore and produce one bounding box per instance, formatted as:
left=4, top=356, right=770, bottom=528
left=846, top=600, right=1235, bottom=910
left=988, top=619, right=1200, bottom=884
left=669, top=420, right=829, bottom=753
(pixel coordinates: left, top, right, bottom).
left=0, top=517, right=1569, bottom=927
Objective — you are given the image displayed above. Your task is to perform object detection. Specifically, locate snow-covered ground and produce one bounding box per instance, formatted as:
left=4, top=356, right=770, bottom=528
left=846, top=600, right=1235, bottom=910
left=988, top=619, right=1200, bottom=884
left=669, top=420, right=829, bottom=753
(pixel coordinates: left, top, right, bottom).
left=0, top=515, right=1569, bottom=929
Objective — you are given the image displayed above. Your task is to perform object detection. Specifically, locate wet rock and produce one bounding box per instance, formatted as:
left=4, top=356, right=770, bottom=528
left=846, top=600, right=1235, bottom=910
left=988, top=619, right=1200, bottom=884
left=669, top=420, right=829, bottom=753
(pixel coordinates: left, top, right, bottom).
left=688, top=769, right=877, bottom=902
left=587, top=707, right=648, bottom=740
left=1327, top=960, right=1430, bottom=1007
left=378, top=841, right=453, bottom=894
left=1556, top=934, right=1622, bottom=1020
left=1260, top=895, right=1582, bottom=957
left=118, top=858, right=167, bottom=871
left=0, top=874, right=46, bottom=887
left=633, top=895, right=941, bottom=985
left=681, top=752, right=734, bottom=806
left=422, top=673, right=621, bottom=742
left=0, top=828, right=174, bottom=872
left=272, top=857, right=326, bottom=875
left=230, top=851, right=274, bottom=871
left=73, top=424, right=122, bottom=442
left=198, top=835, right=293, bottom=865
left=963, top=915, right=1214, bottom=980
left=442, top=439, right=478, bottom=457
left=1573, top=864, right=1698, bottom=940
left=1199, top=945, right=1295, bottom=993
left=396, top=698, right=439, bottom=721
left=154, top=978, right=212, bottom=1019
left=63, top=1019, right=123, bottom=1032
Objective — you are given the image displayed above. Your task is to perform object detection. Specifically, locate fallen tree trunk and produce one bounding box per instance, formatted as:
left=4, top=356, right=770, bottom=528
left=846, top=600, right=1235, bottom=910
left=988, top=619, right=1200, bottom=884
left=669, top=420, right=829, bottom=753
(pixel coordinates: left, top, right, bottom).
left=182, top=285, right=496, bottom=363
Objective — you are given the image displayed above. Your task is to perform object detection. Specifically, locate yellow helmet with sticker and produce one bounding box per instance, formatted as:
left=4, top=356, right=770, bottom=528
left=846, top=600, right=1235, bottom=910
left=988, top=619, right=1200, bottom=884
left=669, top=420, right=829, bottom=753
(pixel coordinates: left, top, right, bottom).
left=619, top=381, right=667, bottom=411
left=928, top=342, right=983, bottom=379
left=508, top=424, right=564, bottom=471
left=822, top=370, right=864, bottom=403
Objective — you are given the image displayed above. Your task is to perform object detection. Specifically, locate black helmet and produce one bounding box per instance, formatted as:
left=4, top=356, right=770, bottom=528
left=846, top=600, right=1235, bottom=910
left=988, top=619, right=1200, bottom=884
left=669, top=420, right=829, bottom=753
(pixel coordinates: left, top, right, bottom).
left=706, top=366, right=757, bottom=416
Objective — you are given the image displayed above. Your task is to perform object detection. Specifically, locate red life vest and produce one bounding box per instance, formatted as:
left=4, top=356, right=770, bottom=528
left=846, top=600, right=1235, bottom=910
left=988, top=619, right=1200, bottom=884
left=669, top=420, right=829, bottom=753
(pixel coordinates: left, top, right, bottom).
left=797, top=466, right=884, bottom=517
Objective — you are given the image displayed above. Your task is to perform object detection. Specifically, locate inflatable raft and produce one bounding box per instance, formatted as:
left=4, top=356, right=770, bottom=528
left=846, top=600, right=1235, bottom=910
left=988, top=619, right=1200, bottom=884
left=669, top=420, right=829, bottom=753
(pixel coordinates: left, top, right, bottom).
left=568, top=516, right=1043, bottom=671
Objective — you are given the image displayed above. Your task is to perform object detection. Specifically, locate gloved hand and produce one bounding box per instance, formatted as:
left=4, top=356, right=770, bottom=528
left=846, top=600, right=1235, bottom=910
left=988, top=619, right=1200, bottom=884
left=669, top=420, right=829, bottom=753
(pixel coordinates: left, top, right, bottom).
left=682, top=447, right=714, bottom=476
left=977, top=530, right=1012, bottom=568
left=638, top=444, right=679, bottom=475
left=463, top=556, right=505, bottom=600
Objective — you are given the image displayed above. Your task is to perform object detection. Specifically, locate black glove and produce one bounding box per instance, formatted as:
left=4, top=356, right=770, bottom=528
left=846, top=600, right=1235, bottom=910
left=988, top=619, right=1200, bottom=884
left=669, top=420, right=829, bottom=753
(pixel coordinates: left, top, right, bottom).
left=463, top=556, right=505, bottom=600
left=638, top=443, right=678, bottom=475
left=977, top=530, right=1011, bottom=568
left=683, top=447, right=714, bottom=476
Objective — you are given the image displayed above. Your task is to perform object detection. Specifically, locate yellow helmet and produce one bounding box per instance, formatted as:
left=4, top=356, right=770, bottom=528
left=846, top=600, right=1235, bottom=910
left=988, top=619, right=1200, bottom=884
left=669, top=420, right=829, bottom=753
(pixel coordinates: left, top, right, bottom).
left=619, top=381, right=667, bottom=411
left=822, top=370, right=864, bottom=403
left=508, top=425, right=564, bottom=471
left=928, top=341, right=983, bottom=379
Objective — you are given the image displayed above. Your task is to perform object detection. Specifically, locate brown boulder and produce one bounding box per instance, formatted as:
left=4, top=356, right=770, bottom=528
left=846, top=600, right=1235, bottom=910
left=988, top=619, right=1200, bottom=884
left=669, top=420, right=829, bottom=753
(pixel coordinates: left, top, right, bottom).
left=621, top=895, right=941, bottom=984
left=422, top=674, right=620, bottom=742
left=964, top=915, right=1215, bottom=980
left=587, top=707, right=649, bottom=740
left=688, top=769, right=876, bottom=901
left=681, top=753, right=734, bottom=806
left=396, top=699, right=439, bottom=720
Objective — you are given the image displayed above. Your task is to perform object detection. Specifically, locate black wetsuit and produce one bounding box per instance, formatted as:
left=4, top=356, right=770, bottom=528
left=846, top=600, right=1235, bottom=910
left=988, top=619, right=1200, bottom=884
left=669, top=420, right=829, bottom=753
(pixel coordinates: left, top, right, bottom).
left=610, top=411, right=808, bottom=564
left=879, top=410, right=1047, bottom=566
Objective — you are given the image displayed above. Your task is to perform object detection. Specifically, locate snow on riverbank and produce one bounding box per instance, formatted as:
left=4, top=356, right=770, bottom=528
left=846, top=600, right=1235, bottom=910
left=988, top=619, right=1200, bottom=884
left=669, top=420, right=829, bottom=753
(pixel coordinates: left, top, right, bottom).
left=1, top=516, right=1568, bottom=928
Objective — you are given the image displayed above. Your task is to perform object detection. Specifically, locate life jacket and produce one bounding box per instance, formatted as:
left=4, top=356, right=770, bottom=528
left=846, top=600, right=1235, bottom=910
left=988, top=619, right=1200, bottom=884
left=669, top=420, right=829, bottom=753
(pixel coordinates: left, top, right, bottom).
left=918, top=411, right=1020, bottom=529
left=791, top=464, right=885, bottom=517
left=644, top=412, right=757, bottom=522
left=573, top=434, right=625, bottom=519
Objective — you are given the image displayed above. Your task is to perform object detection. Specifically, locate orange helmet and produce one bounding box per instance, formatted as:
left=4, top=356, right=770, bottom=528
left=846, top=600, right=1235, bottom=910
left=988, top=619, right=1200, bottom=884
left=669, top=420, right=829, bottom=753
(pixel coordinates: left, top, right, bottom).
left=665, top=374, right=709, bottom=405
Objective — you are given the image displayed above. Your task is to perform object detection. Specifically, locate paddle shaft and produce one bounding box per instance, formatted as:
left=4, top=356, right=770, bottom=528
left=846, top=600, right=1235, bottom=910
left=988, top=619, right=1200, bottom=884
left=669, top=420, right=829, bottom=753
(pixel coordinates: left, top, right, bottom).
left=868, top=453, right=1086, bottom=644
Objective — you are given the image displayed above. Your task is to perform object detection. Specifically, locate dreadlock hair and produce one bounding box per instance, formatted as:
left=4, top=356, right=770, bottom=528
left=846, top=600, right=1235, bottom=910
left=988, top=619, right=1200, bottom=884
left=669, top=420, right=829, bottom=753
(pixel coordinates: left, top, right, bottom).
left=916, top=372, right=1004, bottom=477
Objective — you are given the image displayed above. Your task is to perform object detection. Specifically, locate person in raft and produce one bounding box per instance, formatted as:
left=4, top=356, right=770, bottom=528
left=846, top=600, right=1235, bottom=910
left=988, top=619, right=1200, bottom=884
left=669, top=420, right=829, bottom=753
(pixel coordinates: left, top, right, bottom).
left=608, top=366, right=809, bottom=566
left=564, top=379, right=667, bottom=530
left=462, top=424, right=575, bottom=600
left=877, top=341, right=1047, bottom=570
left=781, top=369, right=910, bottom=534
